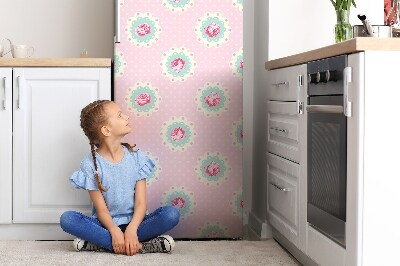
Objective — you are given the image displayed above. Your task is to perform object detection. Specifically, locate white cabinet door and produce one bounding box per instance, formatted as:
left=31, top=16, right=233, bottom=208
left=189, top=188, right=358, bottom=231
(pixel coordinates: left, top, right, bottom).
left=13, top=67, right=111, bottom=223
left=267, top=152, right=300, bottom=247
left=0, top=68, right=12, bottom=224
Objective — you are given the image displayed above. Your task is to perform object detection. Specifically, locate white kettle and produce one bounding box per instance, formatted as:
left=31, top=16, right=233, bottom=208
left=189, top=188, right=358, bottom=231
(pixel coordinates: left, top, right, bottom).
left=0, top=38, right=12, bottom=57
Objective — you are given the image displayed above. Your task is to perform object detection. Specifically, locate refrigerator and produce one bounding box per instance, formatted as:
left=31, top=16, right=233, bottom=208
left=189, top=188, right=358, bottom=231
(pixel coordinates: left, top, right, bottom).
left=113, top=0, right=243, bottom=239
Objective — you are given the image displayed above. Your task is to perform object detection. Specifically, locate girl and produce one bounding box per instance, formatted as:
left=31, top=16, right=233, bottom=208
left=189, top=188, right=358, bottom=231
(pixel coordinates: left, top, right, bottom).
left=60, top=100, right=180, bottom=256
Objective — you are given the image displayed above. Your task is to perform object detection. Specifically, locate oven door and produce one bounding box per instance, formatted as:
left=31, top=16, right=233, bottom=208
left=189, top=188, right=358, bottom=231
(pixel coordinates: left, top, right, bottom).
left=306, top=95, right=347, bottom=248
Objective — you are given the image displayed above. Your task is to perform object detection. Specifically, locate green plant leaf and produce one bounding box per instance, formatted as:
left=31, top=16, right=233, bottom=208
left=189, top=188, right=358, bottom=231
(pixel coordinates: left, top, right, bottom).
left=333, top=0, right=356, bottom=10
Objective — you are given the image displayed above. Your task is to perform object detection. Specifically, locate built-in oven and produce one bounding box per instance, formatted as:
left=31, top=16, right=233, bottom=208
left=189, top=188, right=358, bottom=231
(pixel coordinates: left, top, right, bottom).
left=306, top=55, right=348, bottom=248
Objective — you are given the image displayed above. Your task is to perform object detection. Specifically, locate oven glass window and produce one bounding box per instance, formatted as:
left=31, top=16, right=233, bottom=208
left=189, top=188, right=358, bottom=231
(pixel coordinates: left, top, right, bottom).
left=308, top=113, right=347, bottom=221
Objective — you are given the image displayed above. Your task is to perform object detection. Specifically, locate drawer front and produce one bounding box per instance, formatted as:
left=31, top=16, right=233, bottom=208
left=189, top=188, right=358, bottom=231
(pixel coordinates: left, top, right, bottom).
left=267, top=153, right=299, bottom=244
left=266, top=64, right=306, bottom=101
left=267, top=101, right=299, bottom=163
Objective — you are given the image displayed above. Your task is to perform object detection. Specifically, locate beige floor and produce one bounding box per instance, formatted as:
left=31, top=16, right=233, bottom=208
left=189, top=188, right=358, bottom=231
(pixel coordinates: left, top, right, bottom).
left=0, top=239, right=301, bottom=266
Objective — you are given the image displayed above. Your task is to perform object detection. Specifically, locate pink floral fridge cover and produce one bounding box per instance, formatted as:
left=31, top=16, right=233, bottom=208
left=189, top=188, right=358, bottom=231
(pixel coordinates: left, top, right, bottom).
left=114, top=0, right=243, bottom=238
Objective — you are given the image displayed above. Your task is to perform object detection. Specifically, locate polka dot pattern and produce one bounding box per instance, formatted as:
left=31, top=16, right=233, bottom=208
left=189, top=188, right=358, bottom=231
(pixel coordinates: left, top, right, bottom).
left=114, top=0, right=243, bottom=238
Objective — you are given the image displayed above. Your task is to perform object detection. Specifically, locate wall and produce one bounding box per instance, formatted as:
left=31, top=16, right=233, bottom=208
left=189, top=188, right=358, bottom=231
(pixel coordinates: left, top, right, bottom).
left=248, top=0, right=271, bottom=237
left=243, top=0, right=254, bottom=226
left=268, top=0, right=383, bottom=60
left=0, top=0, right=114, bottom=58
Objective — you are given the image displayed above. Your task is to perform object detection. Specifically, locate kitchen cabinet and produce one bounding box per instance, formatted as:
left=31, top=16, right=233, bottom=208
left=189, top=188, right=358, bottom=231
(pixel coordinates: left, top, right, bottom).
left=0, top=66, right=111, bottom=239
left=266, top=38, right=400, bottom=266
left=266, top=64, right=307, bottom=252
left=0, top=68, right=12, bottom=224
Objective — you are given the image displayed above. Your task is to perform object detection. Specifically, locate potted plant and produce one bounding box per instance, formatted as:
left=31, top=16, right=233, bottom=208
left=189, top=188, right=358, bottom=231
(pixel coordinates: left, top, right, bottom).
left=331, top=0, right=357, bottom=42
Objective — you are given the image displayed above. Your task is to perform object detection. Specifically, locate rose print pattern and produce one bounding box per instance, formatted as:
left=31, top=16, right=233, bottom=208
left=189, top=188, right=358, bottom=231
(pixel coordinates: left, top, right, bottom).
left=230, top=47, right=243, bottom=79
left=196, top=152, right=231, bottom=186
left=230, top=118, right=243, bottom=150
left=233, top=0, right=243, bottom=11
left=195, top=82, right=230, bottom=117
left=161, top=186, right=195, bottom=220
left=135, top=93, right=151, bottom=106
left=230, top=190, right=243, bottom=216
left=161, top=47, right=196, bottom=82
left=126, top=82, right=161, bottom=117
left=143, top=151, right=161, bottom=186
left=114, top=50, right=126, bottom=78
left=198, top=222, right=228, bottom=238
left=115, top=1, right=243, bottom=239
left=205, top=161, right=220, bottom=176
left=195, top=13, right=231, bottom=47
left=161, top=116, right=196, bottom=151
left=162, top=0, right=194, bottom=13
left=126, top=13, right=161, bottom=47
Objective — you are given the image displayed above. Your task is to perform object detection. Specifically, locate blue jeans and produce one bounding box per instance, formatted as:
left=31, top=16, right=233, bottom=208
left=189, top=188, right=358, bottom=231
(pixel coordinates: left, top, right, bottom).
left=60, top=206, right=180, bottom=252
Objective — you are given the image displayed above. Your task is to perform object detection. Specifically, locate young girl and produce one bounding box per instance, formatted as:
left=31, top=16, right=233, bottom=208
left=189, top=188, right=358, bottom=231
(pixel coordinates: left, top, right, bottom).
left=60, top=100, right=180, bottom=256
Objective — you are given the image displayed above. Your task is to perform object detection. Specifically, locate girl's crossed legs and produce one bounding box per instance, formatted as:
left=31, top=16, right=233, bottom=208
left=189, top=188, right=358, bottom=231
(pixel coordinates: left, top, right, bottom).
left=60, top=206, right=180, bottom=252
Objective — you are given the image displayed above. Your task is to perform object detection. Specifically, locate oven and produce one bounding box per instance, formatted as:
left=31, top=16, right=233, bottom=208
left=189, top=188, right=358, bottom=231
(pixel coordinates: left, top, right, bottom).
left=306, top=55, right=348, bottom=248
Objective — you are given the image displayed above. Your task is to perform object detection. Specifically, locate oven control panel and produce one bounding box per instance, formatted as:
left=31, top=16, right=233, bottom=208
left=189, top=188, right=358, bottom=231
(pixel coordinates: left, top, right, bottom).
left=307, top=55, right=347, bottom=96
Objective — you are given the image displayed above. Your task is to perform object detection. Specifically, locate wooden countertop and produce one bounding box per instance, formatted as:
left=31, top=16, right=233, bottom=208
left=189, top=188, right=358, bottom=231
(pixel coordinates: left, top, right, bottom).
left=0, top=58, right=112, bottom=67
left=265, top=37, right=400, bottom=70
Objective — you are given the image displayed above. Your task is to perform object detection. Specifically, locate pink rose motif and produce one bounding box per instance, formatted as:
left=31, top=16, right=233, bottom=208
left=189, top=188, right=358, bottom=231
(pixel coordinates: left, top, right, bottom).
left=135, top=93, right=151, bottom=106
left=205, top=161, right=220, bottom=177
left=240, top=130, right=243, bottom=138
left=171, top=127, right=185, bottom=141
left=171, top=197, right=185, bottom=209
left=171, top=58, right=185, bottom=73
left=204, top=22, right=221, bottom=38
left=207, top=231, right=219, bottom=238
left=135, top=23, right=151, bottom=37
left=173, top=0, right=181, bottom=2
left=240, top=60, right=244, bottom=69
left=204, top=92, right=220, bottom=107
left=240, top=200, right=244, bottom=208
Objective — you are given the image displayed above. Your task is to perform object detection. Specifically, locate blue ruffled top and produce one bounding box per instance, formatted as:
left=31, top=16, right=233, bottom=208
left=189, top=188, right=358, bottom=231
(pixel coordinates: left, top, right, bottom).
left=70, top=146, right=155, bottom=226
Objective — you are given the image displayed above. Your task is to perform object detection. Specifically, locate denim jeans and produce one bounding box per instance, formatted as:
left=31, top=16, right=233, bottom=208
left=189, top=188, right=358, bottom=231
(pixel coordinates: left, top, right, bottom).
left=60, top=206, right=180, bottom=252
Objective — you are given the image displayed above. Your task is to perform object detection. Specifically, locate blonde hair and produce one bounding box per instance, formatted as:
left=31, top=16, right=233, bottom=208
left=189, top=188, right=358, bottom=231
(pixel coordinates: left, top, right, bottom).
left=80, top=100, right=135, bottom=192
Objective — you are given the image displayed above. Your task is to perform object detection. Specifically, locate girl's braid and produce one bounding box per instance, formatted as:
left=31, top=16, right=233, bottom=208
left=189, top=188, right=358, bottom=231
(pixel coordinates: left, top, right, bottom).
left=90, top=143, right=107, bottom=192
left=80, top=100, right=110, bottom=192
left=121, top=142, right=136, bottom=152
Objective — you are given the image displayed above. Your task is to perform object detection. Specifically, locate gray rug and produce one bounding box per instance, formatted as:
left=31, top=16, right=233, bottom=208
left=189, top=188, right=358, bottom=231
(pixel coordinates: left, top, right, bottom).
left=0, top=240, right=301, bottom=265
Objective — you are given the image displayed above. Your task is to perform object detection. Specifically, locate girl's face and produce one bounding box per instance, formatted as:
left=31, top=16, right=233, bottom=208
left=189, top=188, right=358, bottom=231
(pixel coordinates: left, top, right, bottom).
left=102, top=102, right=131, bottom=137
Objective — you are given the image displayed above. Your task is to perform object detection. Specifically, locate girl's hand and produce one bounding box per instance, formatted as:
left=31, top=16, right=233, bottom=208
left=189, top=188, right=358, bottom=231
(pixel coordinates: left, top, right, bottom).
left=124, top=227, right=141, bottom=256
left=110, top=227, right=126, bottom=254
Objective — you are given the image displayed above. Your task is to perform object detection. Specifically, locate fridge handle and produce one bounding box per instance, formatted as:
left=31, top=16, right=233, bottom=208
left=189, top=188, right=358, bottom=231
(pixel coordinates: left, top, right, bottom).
left=115, top=0, right=120, bottom=43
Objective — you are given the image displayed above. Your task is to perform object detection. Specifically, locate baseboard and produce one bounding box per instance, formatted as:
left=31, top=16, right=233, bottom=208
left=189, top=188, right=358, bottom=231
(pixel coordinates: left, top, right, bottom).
left=272, top=228, right=318, bottom=266
left=248, top=211, right=272, bottom=239
left=0, top=224, right=73, bottom=240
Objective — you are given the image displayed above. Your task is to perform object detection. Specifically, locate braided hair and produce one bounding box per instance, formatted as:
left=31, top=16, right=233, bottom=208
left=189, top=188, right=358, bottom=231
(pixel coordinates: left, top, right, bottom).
left=80, top=100, right=136, bottom=192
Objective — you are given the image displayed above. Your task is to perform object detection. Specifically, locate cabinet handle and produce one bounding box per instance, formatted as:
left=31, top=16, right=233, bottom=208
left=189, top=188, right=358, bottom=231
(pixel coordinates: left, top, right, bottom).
left=272, top=81, right=289, bottom=87
left=270, top=127, right=288, bottom=134
left=306, top=105, right=343, bottom=114
left=2, top=77, right=6, bottom=110
left=269, top=181, right=290, bottom=192
left=17, top=76, right=23, bottom=109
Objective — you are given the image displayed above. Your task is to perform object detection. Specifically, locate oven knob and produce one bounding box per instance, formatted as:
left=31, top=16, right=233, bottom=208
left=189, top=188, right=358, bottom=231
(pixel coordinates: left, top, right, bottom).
left=319, top=71, right=329, bottom=83
left=328, top=70, right=338, bottom=82
left=309, top=72, right=320, bottom=84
